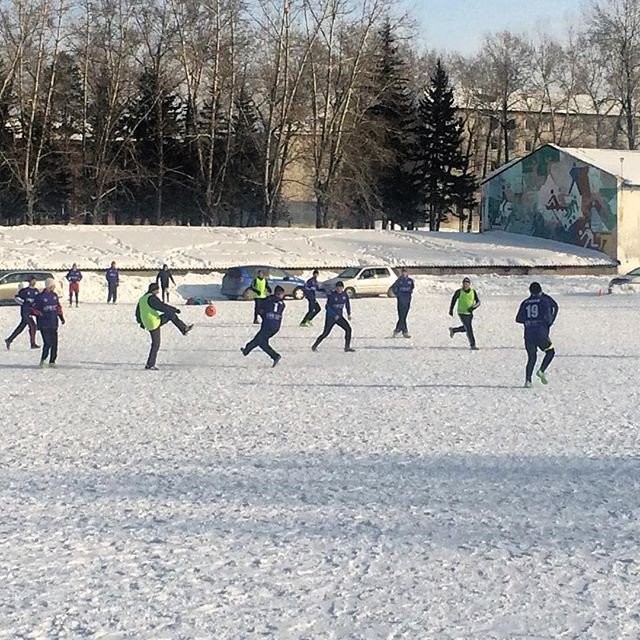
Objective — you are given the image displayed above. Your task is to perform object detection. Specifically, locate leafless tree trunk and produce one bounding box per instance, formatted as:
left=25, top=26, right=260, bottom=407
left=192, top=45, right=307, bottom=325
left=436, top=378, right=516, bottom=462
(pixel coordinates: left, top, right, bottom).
left=589, top=0, right=640, bottom=150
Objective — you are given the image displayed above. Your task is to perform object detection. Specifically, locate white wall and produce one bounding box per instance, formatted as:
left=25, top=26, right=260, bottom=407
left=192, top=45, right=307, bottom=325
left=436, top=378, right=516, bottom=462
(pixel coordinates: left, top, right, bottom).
left=617, top=185, right=640, bottom=270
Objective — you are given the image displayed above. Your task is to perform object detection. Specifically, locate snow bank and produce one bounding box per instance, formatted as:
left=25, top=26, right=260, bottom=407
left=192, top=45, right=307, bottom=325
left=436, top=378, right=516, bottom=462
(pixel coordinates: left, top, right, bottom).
left=40, top=272, right=612, bottom=305
left=0, top=225, right=615, bottom=270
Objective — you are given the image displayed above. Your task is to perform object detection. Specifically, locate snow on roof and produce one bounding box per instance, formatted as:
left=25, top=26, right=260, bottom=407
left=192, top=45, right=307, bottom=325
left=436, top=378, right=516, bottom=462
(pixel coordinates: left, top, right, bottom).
left=482, top=144, right=640, bottom=186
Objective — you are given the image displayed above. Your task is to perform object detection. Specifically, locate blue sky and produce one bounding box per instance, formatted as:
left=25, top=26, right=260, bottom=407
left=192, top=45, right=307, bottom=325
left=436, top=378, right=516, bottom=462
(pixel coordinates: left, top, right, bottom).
left=404, top=0, right=584, bottom=53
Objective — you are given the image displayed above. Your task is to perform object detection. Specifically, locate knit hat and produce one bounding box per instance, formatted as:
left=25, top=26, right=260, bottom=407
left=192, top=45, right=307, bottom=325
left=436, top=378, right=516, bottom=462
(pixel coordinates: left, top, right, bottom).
left=148, top=282, right=160, bottom=293
left=462, top=277, right=471, bottom=284
left=336, top=281, right=345, bottom=288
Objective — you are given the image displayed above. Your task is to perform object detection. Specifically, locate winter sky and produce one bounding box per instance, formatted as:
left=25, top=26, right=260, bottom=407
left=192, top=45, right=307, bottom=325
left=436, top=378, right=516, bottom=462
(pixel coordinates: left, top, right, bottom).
left=406, top=0, right=583, bottom=53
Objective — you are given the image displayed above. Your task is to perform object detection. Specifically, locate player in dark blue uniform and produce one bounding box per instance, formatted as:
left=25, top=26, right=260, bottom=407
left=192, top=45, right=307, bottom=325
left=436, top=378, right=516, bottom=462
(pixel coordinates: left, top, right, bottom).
left=516, top=282, right=559, bottom=388
left=5, top=276, right=40, bottom=350
left=311, top=281, right=355, bottom=352
left=241, top=285, right=285, bottom=366
left=300, top=270, right=323, bottom=327
left=391, top=267, right=415, bottom=338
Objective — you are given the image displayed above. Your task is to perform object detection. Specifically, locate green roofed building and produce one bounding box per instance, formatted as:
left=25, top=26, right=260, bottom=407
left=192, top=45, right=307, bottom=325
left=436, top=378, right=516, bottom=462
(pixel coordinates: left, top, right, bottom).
left=481, top=144, right=640, bottom=268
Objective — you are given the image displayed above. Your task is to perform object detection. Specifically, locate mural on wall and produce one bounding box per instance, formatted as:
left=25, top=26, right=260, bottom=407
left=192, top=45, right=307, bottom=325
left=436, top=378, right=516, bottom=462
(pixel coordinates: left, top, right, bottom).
left=482, top=146, right=618, bottom=258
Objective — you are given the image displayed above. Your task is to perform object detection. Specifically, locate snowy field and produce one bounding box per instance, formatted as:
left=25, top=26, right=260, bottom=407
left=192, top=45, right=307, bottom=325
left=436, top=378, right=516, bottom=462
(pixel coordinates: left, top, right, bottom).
left=0, top=225, right=616, bottom=270
left=1, top=276, right=639, bottom=639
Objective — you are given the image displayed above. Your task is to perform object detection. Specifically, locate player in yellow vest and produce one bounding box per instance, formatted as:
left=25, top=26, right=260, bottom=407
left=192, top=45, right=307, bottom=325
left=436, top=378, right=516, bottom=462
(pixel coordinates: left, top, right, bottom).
left=251, top=269, right=272, bottom=324
left=448, top=277, right=480, bottom=350
left=136, top=282, right=193, bottom=370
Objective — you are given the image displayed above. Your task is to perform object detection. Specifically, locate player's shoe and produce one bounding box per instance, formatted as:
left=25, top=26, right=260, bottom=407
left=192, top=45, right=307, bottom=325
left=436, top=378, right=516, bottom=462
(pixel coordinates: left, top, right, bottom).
left=344, top=347, right=356, bottom=353
left=448, top=328, right=454, bottom=339
left=536, top=369, right=548, bottom=385
left=4, top=339, right=10, bottom=351
left=183, top=324, right=194, bottom=336
left=272, top=355, right=281, bottom=367
left=145, top=365, right=159, bottom=371
left=393, top=330, right=401, bottom=337
left=403, top=332, right=411, bottom=339
left=524, top=381, right=532, bottom=388
left=39, top=360, right=47, bottom=369
left=470, top=345, right=479, bottom=351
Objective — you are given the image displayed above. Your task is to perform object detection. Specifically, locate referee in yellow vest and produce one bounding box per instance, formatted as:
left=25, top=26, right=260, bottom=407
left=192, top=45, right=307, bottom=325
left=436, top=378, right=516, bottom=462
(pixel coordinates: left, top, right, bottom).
left=251, top=269, right=272, bottom=324
left=449, top=277, right=480, bottom=350
left=136, top=282, right=193, bottom=370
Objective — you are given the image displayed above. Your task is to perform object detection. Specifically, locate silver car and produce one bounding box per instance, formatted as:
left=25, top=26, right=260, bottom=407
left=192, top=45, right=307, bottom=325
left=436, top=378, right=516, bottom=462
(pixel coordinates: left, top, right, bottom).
left=608, top=267, right=640, bottom=293
left=321, top=266, right=398, bottom=298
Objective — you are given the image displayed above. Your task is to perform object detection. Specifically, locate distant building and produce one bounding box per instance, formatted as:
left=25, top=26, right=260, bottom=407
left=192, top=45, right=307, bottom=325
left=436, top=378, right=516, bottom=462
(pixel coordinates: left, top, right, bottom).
left=481, top=144, right=640, bottom=267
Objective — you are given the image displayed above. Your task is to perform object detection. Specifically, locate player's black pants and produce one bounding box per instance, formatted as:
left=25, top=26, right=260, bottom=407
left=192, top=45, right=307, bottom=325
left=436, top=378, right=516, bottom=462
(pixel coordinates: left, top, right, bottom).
left=394, top=298, right=411, bottom=333
left=451, top=313, right=475, bottom=348
left=301, top=298, right=321, bottom=324
left=525, top=334, right=555, bottom=382
left=253, top=299, right=265, bottom=323
left=7, top=315, right=37, bottom=347
left=40, top=328, right=59, bottom=363
left=312, top=315, right=352, bottom=350
left=107, top=283, right=118, bottom=303
left=244, top=326, right=280, bottom=360
left=147, top=313, right=188, bottom=368
left=161, top=287, right=170, bottom=303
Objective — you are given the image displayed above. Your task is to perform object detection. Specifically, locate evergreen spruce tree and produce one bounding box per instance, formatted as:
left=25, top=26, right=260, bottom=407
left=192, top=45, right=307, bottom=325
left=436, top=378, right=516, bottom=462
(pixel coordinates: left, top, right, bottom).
left=413, top=59, right=477, bottom=231
left=367, top=19, right=421, bottom=229
left=227, top=87, right=264, bottom=225
left=130, top=67, right=181, bottom=224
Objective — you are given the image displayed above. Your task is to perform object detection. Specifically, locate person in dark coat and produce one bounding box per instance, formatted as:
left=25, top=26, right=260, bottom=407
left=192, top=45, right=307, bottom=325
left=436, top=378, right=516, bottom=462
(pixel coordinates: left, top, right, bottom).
left=5, top=276, right=40, bottom=350
left=136, top=282, right=193, bottom=370
left=311, top=281, right=355, bottom=353
left=106, top=261, right=119, bottom=303
left=516, top=282, right=559, bottom=388
left=299, top=270, right=323, bottom=327
left=391, top=267, right=415, bottom=338
left=31, top=278, right=65, bottom=367
left=241, top=285, right=286, bottom=367
left=156, top=264, right=177, bottom=303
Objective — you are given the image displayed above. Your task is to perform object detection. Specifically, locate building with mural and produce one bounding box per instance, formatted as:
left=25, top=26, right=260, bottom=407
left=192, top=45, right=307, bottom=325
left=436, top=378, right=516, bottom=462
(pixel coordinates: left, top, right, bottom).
left=481, top=144, right=640, bottom=267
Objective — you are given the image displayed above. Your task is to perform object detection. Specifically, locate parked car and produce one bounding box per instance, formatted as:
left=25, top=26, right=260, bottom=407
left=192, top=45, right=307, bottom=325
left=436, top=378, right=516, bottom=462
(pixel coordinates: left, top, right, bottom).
left=221, top=265, right=306, bottom=300
left=0, top=270, right=55, bottom=304
left=608, top=267, right=640, bottom=293
left=321, top=266, right=398, bottom=298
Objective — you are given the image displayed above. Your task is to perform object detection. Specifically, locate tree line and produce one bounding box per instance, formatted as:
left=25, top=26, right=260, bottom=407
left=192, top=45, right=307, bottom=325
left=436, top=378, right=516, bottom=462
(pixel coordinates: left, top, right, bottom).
left=0, top=0, right=633, bottom=229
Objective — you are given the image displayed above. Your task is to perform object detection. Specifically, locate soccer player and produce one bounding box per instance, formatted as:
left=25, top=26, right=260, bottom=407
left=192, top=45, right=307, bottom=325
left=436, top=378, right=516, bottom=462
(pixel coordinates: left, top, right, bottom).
left=516, top=281, right=559, bottom=388
left=5, top=276, right=40, bottom=350
left=251, top=269, right=271, bottom=324
left=32, top=278, right=65, bottom=368
left=65, top=263, right=83, bottom=307
left=156, top=264, right=176, bottom=303
left=311, top=281, right=355, bottom=353
left=300, top=269, right=322, bottom=327
left=449, top=277, right=480, bottom=350
left=391, top=267, right=415, bottom=338
left=241, top=285, right=285, bottom=367
left=105, top=261, right=119, bottom=303
left=136, top=282, right=193, bottom=370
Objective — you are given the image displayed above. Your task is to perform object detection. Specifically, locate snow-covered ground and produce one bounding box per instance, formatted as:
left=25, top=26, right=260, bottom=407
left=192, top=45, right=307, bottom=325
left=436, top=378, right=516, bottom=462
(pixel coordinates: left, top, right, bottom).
left=1, top=277, right=639, bottom=639
left=0, top=225, right=616, bottom=270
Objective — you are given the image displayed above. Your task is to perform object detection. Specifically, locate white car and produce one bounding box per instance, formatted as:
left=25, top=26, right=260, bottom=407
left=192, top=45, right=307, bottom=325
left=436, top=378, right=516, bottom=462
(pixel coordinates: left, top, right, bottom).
left=0, top=270, right=55, bottom=304
left=321, top=266, right=398, bottom=298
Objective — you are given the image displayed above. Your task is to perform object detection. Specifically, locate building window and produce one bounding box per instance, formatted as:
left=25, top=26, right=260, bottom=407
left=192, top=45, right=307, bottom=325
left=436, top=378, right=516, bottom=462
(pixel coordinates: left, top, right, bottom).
left=490, top=138, right=499, bottom=151
left=525, top=140, right=533, bottom=152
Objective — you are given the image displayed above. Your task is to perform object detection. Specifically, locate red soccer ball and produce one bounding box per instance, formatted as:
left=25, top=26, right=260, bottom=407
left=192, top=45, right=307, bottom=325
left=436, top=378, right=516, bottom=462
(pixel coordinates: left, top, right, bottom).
left=205, top=304, right=217, bottom=317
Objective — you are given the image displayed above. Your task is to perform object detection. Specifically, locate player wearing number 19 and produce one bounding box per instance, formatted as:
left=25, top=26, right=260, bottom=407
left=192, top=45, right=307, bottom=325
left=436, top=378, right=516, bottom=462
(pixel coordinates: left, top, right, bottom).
left=241, top=285, right=286, bottom=367
left=516, top=282, right=559, bottom=388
